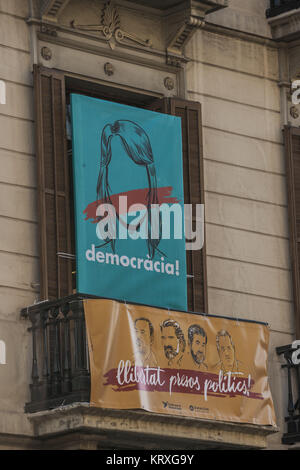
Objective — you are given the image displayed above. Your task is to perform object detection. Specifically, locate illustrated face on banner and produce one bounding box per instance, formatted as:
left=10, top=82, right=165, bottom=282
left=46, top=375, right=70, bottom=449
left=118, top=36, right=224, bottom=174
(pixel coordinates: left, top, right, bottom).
left=161, top=326, right=179, bottom=359
left=71, top=94, right=188, bottom=311
left=84, top=299, right=277, bottom=426
left=160, top=320, right=186, bottom=366
left=189, top=326, right=207, bottom=367
left=134, top=318, right=152, bottom=357
left=217, top=331, right=236, bottom=373
left=133, top=317, right=157, bottom=367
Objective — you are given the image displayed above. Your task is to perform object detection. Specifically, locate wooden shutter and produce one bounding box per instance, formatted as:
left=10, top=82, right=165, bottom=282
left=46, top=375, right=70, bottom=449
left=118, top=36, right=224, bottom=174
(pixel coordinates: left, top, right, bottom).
left=34, top=66, right=73, bottom=300
left=148, top=97, right=208, bottom=313
left=285, top=126, right=300, bottom=338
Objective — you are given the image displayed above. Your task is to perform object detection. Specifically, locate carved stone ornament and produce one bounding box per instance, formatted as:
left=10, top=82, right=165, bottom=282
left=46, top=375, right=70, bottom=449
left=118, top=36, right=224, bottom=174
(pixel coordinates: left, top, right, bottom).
left=40, top=0, right=72, bottom=22
left=70, top=0, right=152, bottom=50
left=104, top=62, right=114, bottom=76
left=164, top=77, right=175, bottom=91
left=165, top=0, right=227, bottom=68
left=166, top=56, right=183, bottom=68
left=166, top=14, right=205, bottom=68
left=40, top=23, right=58, bottom=36
left=290, top=106, right=300, bottom=119
left=41, top=46, right=52, bottom=60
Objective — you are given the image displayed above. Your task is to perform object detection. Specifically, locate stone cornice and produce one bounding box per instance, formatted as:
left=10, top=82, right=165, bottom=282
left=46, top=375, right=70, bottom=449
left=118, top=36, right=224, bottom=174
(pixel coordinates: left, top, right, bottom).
left=40, top=0, right=72, bottom=22
left=268, top=8, right=300, bottom=41
left=38, top=0, right=229, bottom=67
left=165, top=0, right=228, bottom=66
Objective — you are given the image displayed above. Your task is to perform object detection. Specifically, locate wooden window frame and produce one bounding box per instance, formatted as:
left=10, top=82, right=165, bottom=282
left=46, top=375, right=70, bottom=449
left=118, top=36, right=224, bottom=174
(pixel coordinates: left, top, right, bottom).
left=34, top=65, right=208, bottom=313
left=34, top=66, right=73, bottom=300
left=285, top=125, right=300, bottom=338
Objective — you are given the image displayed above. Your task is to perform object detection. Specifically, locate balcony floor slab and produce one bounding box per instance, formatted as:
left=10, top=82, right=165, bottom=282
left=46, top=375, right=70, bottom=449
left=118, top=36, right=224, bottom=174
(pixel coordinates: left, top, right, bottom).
left=27, top=403, right=278, bottom=450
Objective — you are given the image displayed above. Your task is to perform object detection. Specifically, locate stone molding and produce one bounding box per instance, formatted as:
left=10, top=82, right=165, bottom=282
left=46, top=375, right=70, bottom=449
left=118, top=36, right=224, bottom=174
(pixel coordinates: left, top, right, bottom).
left=27, top=403, right=278, bottom=450
left=70, top=0, right=152, bottom=50
left=268, top=8, right=300, bottom=41
left=38, top=0, right=228, bottom=66
left=40, top=0, right=72, bottom=22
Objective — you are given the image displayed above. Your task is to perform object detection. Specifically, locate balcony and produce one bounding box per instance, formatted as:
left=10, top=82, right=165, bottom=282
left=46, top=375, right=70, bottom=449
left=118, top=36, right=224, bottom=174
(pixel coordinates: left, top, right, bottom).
left=276, top=344, right=300, bottom=445
left=21, top=294, right=92, bottom=413
left=266, top=1, right=300, bottom=18
left=21, top=294, right=278, bottom=449
left=266, top=0, right=300, bottom=41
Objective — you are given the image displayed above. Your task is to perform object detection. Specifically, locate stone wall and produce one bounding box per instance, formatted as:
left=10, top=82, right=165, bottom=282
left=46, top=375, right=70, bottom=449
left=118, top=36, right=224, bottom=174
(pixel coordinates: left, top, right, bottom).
left=0, top=0, right=36, bottom=441
left=0, top=0, right=295, bottom=449
left=186, top=1, right=293, bottom=449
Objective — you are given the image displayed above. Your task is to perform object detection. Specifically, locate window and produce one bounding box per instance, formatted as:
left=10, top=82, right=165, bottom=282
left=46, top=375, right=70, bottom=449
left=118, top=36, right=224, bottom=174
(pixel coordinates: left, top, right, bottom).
left=34, top=65, right=207, bottom=313
left=284, top=126, right=300, bottom=337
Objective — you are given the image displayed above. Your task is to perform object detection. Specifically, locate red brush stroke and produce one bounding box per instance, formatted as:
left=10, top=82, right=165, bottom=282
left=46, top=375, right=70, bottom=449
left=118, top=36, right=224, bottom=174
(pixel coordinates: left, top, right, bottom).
left=103, top=367, right=263, bottom=400
left=83, top=187, right=180, bottom=224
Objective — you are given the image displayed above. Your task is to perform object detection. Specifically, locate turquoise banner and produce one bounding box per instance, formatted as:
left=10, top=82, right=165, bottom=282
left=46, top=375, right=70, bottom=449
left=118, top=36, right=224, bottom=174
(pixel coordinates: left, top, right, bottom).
left=71, top=94, right=187, bottom=311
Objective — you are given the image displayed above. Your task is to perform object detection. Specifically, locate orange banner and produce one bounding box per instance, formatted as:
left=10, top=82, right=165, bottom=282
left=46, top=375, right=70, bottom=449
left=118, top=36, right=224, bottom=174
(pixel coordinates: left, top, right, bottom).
left=84, top=299, right=276, bottom=426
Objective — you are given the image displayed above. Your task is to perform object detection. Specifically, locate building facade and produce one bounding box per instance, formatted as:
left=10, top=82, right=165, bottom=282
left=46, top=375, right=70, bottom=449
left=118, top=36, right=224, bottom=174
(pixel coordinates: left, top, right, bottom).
left=1, top=0, right=300, bottom=450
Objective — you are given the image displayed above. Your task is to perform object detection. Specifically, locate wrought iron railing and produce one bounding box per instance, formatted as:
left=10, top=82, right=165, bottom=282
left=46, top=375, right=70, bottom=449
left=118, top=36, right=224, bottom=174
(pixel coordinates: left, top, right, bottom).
left=266, top=0, right=300, bottom=18
left=277, top=344, right=300, bottom=444
left=21, top=294, right=96, bottom=413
